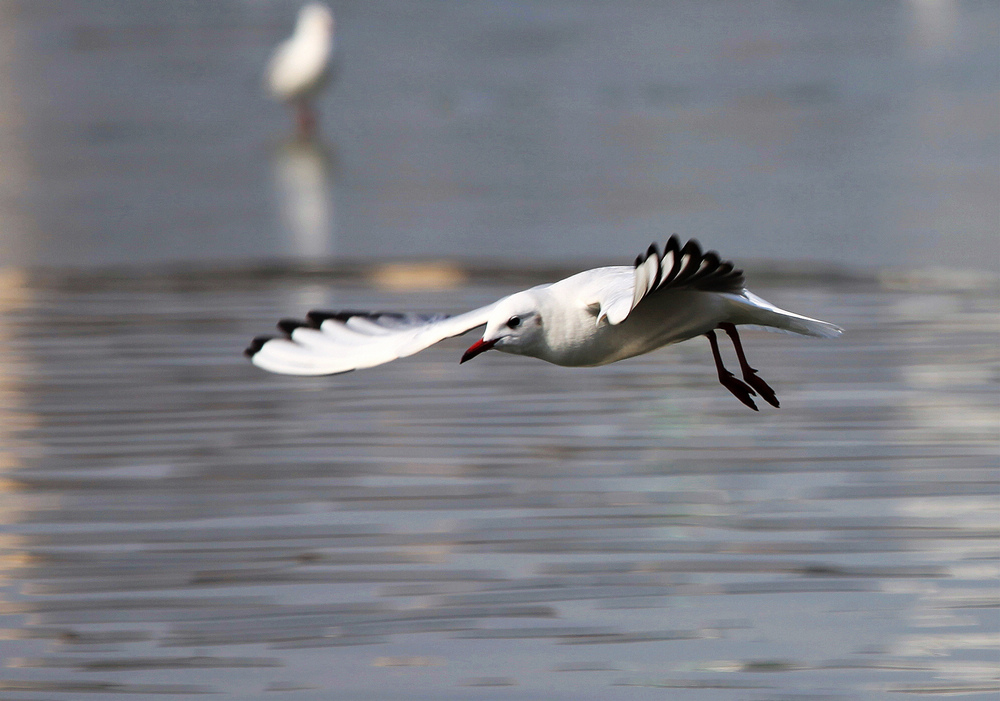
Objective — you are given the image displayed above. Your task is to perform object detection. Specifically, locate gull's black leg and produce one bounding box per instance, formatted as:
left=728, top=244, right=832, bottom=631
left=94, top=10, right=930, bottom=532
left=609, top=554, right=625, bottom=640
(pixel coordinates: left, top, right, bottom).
left=706, top=329, right=758, bottom=411
left=719, top=322, right=779, bottom=408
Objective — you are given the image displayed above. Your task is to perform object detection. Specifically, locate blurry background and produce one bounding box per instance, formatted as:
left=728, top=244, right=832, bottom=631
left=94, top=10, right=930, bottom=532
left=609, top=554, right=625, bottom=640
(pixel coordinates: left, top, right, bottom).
left=0, top=2, right=997, bottom=700
left=0, top=0, right=996, bottom=272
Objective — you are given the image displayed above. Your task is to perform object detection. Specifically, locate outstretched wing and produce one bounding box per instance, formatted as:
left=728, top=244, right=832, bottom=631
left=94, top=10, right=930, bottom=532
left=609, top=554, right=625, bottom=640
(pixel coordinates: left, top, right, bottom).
left=596, top=236, right=745, bottom=325
left=599, top=236, right=744, bottom=324
left=245, top=304, right=497, bottom=376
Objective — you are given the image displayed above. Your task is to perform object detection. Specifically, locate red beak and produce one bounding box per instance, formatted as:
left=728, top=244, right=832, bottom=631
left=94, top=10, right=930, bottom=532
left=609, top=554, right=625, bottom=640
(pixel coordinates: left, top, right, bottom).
left=460, top=338, right=498, bottom=364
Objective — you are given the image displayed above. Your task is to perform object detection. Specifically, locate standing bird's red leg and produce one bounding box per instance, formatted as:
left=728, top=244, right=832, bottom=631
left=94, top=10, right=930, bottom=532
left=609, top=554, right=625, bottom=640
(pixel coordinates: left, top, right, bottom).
left=295, top=101, right=316, bottom=138
left=719, top=323, right=779, bottom=408
left=706, top=329, right=758, bottom=411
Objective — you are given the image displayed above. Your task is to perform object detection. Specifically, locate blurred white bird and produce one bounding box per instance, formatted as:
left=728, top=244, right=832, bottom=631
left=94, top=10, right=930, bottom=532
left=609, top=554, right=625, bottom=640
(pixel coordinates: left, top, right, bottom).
left=246, top=237, right=843, bottom=410
left=266, top=3, right=336, bottom=136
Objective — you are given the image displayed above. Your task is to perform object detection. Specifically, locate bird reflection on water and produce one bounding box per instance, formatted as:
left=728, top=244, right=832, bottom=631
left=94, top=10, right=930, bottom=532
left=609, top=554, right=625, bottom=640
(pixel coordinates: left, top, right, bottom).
left=272, top=135, right=338, bottom=262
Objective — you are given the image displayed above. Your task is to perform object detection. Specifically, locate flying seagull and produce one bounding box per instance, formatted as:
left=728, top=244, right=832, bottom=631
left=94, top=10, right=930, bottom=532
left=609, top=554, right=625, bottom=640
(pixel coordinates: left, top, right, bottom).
left=245, top=237, right=842, bottom=410
left=266, top=3, right=336, bottom=137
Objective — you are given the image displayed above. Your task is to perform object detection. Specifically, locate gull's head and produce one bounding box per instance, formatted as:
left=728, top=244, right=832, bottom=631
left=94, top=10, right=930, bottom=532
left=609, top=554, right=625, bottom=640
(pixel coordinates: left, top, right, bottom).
left=297, top=3, right=335, bottom=37
left=461, top=291, right=543, bottom=363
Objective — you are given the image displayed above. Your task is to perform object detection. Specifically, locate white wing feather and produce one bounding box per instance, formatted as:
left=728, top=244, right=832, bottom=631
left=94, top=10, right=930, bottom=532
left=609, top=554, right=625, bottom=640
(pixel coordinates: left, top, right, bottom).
left=248, top=303, right=497, bottom=376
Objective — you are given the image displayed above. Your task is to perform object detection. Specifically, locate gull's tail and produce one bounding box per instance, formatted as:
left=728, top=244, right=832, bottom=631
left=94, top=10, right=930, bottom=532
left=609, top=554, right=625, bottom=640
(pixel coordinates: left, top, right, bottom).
left=726, top=291, right=844, bottom=339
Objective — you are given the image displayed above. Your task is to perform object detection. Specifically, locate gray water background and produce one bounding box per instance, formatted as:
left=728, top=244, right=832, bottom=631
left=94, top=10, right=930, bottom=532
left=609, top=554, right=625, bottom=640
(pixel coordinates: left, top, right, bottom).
left=0, top=0, right=997, bottom=271
left=0, top=1, right=997, bottom=699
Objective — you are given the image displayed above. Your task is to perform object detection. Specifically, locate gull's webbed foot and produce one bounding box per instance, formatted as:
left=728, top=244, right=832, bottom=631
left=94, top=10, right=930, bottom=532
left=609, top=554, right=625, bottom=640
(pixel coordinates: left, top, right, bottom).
left=718, top=322, right=779, bottom=408
left=719, top=371, right=759, bottom=411
left=706, top=329, right=759, bottom=411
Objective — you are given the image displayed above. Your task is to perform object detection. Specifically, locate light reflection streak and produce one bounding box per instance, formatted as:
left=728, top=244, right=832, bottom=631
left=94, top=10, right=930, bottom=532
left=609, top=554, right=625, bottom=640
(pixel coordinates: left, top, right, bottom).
left=272, top=136, right=337, bottom=262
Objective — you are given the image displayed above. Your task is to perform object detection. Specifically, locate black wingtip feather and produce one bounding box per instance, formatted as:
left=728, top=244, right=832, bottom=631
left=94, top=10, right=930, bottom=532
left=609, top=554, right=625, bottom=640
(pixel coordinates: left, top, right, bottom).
left=306, top=310, right=405, bottom=327
left=632, top=235, right=746, bottom=304
left=305, top=310, right=367, bottom=327
left=671, top=240, right=707, bottom=286
left=685, top=251, right=721, bottom=284
left=681, top=239, right=703, bottom=260
left=278, top=319, right=308, bottom=337
left=635, top=242, right=662, bottom=273
left=305, top=311, right=332, bottom=328
left=244, top=336, right=271, bottom=359
left=660, top=236, right=684, bottom=287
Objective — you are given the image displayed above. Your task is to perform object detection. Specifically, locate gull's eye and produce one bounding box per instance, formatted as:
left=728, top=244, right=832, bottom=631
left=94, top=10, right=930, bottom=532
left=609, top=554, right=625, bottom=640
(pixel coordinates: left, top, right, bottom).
left=506, top=315, right=522, bottom=329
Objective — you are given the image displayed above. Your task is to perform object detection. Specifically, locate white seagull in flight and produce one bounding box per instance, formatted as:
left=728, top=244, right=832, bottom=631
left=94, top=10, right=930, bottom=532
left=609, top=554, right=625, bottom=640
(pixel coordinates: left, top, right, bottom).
left=266, top=3, right=336, bottom=136
left=246, top=237, right=842, bottom=410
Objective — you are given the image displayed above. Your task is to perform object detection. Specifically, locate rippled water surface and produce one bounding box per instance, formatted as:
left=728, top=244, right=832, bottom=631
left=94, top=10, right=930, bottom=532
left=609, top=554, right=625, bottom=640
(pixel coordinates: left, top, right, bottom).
left=0, top=270, right=996, bottom=700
